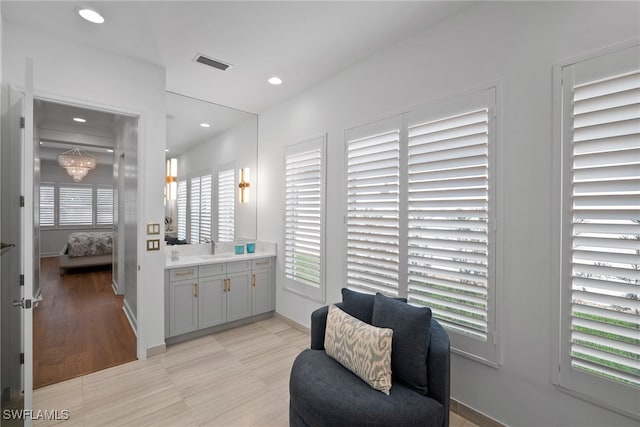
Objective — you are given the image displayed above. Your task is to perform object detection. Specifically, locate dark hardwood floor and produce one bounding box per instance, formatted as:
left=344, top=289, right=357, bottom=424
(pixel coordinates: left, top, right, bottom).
left=34, top=257, right=137, bottom=389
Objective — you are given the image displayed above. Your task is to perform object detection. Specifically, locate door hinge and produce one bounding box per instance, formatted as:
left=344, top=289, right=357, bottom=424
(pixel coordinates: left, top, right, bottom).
left=19, top=196, right=25, bottom=207
left=19, top=353, right=24, bottom=365
left=20, top=116, right=25, bottom=129
left=19, top=274, right=24, bottom=286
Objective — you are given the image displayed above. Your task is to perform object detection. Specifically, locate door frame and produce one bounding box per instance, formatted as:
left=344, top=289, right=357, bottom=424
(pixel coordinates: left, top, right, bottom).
left=29, top=89, right=146, bottom=356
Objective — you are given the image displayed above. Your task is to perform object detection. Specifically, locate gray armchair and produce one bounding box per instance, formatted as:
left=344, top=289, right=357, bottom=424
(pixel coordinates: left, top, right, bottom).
left=290, top=301, right=450, bottom=427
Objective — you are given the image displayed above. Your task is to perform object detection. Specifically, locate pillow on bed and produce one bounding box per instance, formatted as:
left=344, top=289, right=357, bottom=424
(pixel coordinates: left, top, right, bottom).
left=67, top=232, right=113, bottom=257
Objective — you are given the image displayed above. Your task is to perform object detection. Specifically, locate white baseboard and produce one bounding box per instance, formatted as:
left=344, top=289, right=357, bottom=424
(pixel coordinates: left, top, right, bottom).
left=122, top=299, right=137, bottom=336
left=273, top=312, right=310, bottom=335
left=146, top=343, right=166, bottom=358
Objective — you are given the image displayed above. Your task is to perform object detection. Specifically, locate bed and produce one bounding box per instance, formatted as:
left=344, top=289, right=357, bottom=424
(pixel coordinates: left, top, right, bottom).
left=58, top=231, right=113, bottom=275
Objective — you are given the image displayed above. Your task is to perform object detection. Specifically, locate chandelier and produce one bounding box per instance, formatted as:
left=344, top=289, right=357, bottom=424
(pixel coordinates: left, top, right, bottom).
left=57, top=147, right=96, bottom=182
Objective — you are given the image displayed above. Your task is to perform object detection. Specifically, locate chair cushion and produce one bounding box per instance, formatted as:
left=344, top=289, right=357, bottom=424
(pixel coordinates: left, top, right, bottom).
left=341, top=288, right=407, bottom=324
left=324, top=305, right=393, bottom=394
left=371, top=293, right=432, bottom=395
left=290, top=349, right=444, bottom=427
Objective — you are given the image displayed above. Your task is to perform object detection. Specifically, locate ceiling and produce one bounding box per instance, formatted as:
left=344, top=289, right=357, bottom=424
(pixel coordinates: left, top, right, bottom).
left=1, top=1, right=471, bottom=115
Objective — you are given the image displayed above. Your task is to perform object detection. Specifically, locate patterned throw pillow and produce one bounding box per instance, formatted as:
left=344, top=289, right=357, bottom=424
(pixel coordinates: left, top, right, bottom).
left=324, top=304, right=393, bottom=395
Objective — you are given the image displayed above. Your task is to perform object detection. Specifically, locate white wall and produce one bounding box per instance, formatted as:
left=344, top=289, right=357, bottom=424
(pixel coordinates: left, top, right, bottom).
left=257, top=2, right=640, bottom=426
left=179, top=117, right=258, bottom=241
left=2, top=21, right=167, bottom=356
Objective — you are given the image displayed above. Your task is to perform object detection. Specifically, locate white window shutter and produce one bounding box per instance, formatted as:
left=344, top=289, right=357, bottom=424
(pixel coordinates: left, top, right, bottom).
left=407, top=108, right=491, bottom=341
left=218, top=169, right=235, bottom=242
left=284, top=136, right=326, bottom=302
left=569, top=69, right=640, bottom=389
left=346, top=117, right=401, bottom=296
left=284, top=138, right=325, bottom=295
left=96, top=187, right=114, bottom=226
left=177, top=180, right=187, bottom=240
left=39, top=183, right=55, bottom=227
left=190, top=176, right=201, bottom=243
left=59, top=185, right=93, bottom=226
left=200, top=174, right=212, bottom=242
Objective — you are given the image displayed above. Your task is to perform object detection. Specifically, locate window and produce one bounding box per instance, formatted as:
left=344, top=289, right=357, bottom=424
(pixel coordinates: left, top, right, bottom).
left=96, top=187, right=114, bottom=226
left=189, top=173, right=212, bottom=244
left=554, top=43, right=639, bottom=418
left=346, top=118, right=401, bottom=296
left=218, top=168, right=235, bottom=242
left=175, top=172, right=214, bottom=244
left=345, top=87, right=499, bottom=364
left=40, top=183, right=113, bottom=228
left=284, top=135, right=326, bottom=301
left=176, top=180, right=187, bottom=240
left=39, top=184, right=55, bottom=227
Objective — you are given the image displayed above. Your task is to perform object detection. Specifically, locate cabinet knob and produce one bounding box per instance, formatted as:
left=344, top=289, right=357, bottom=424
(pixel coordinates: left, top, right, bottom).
left=193, top=283, right=198, bottom=298
left=251, top=274, right=256, bottom=288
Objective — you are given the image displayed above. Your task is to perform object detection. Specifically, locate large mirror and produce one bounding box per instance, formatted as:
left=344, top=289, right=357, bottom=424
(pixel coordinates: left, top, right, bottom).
left=165, top=92, right=257, bottom=243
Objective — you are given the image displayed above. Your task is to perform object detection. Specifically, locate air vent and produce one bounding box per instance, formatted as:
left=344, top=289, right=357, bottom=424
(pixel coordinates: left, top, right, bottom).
left=194, top=54, right=232, bottom=71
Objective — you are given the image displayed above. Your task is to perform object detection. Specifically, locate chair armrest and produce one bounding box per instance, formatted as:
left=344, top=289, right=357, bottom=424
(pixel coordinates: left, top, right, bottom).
left=310, top=302, right=344, bottom=350
left=427, top=318, right=450, bottom=427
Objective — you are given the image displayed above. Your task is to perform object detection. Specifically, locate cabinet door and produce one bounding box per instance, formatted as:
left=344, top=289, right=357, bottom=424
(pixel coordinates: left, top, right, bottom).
left=252, top=268, right=273, bottom=315
left=199, top=275, right=226, bottom=329
left=226, top=271, right=252, bottom=322
left=169, top=279, right=198, bottom=337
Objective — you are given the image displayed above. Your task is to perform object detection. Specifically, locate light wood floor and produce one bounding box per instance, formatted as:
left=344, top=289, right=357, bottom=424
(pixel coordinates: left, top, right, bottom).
left=34, top=257, right=137, bottom=388
left=33, top=317, right=478, bottom=427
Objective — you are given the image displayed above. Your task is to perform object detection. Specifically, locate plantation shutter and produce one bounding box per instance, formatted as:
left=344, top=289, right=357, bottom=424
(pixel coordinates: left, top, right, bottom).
left=407, top=109, right=491, bottom=341
left=346, top=117, right=401, bottom=296
left=96, top=187, right=114, bottom=226
left=218, top=169, right=235, bottom=242
left=200, top=174, right=212, bottom=242
left=177, top=180, right=187, bottom=240
left=59, top=185, right=92, bottom=226
left=284, top=137, right=325, bottom=298
left=39, top=183, right=55, bottom=227
left=190, top=176, right=201, bottom=243
left=569, top=69, right=640, bottom=389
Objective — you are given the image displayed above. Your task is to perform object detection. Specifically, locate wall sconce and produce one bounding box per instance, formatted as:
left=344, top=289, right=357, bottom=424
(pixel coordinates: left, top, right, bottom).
left=239, top=167, right=250, bottom=203
left=166, top=158, right=178, bottom=201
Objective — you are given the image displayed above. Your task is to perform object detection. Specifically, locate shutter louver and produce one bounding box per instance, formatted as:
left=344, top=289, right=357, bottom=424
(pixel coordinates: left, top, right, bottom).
left=190, top=176, right=201, bottom=243
left=570, top=70, right=640, bottom=388
left=96, top=187, right=114, bottom=225
left=346, top=128, right=400, bottom=296
left=200, top=174, right=212, bottom=243
left=177, top=180, right=187, bottom=240
left=285, top=148, right=322, bottom=287
left=59, top=185, right=93, bottom=226
left=407, top=109, right=490, bottom=341
left=218, top=169, right=235, bottom=242
left=39, top=184, right=55, bottom=227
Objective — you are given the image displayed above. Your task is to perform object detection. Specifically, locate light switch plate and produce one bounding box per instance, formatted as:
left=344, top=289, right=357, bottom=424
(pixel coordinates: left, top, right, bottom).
left=146, top=223, right=160, bottom=235
left=147, top=239, right=160, bottom=251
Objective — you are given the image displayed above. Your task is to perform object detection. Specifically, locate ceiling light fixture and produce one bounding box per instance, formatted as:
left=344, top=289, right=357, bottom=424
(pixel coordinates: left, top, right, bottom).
left=200, top=123, right=211, bottom=128
left=78, top=8, right=105, bottom=24
left=58, top=147, right=96, bottom=182
left=268, top=77, right=283, bottom=85
left=73, top=117, right=86, bottom=123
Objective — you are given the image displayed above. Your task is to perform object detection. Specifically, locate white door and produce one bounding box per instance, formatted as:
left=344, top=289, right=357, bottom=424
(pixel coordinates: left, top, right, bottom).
left=20, top=58, right=35, bottom=427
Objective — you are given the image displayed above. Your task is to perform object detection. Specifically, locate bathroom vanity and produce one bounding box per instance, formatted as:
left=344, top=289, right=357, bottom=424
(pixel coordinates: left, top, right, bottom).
left=164, top=242, right=276, bottom=343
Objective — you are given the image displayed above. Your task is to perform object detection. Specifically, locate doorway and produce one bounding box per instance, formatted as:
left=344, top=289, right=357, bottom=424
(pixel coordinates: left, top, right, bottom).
left=32, top=99, right=138, bottom=387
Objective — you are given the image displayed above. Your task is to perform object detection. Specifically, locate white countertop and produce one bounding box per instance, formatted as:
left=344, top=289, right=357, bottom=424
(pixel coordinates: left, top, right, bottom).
left=165, top=251, right=276, bottom=269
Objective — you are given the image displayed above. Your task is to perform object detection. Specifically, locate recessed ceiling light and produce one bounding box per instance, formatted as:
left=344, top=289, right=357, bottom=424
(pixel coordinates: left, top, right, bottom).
left=268, top=77, right=283, bottom=85
left=78, top=9, right=105, bottom=24
left=107, top=149, right=114, bottom=153
left=200, top=123, right=211, bottom=128
left=165, top=149, right=170, bottom=152
left=73, top=117, right=86, bottom=123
